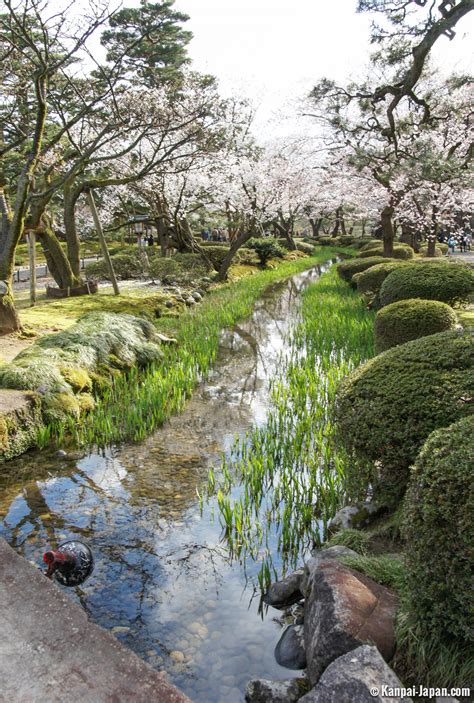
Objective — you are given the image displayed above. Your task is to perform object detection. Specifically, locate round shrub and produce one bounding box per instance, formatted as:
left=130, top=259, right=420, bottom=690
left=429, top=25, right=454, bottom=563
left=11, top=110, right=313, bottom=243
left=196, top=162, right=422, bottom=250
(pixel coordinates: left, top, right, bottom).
left=295, top=241, right=314, bottom=255
left=359, top=239, right=383, bottom=252
left=85, top=252, right=148, bottom=281
left=336, top=256, right=393, bottom=284
left=359, top=244, right=414, bottom=260
left=318, top=236, right=340, bottom=246
left=335, top=329, right=474, bottom=505
left=380, top=262, right=474, bottom=308
left=374, top=298, right=457, bottom=352
left=246, top=238, right=286, bottom=265
left=418, top=245, right=443, bottom=257
left=352, top=238, right=379, bottom=250
left=149, top=257, right=181, bottom=281
left=355, top=261, right=408, bottom=295
left=338, top=235, right=354, bottom=246
left=402, top=416, right=474, bottom=644
left=202, top=244, right=234, bottom=268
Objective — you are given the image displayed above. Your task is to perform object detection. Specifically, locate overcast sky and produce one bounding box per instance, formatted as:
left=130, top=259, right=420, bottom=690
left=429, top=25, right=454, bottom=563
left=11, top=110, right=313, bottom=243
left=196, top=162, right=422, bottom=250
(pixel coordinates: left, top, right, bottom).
left=171, top=0, right=473, bottom=134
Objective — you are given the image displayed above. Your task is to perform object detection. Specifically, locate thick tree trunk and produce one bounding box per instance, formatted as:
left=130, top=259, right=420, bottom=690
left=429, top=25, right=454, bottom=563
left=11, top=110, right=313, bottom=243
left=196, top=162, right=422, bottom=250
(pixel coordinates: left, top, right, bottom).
left=0, top=281, right=21, bottom=334
left=36, top=225, right=79, bottom=289
left=217, top=229, right=255, bottom=282
left=381, top=206, right=395, bottom=257
left=309, top=217, right=322, bottom=238
left=331, top=207, right=343, bottom=236
left=63, top=181, right=83, bottom=279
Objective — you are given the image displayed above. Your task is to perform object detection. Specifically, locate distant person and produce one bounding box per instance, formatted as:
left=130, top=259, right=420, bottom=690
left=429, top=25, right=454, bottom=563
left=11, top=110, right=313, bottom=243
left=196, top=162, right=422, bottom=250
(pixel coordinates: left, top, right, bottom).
left=201, top=228, right=209, bottom=241
left=459, top=234, right=467, bottom=253
left=147, top=233, right=154, bottom=247
left=448, top=236, right=456, bottom=255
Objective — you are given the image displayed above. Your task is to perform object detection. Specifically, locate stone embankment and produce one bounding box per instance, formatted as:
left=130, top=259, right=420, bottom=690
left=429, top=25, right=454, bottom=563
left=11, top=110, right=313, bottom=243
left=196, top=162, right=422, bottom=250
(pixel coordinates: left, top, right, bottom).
left=0, top=538, right=190, bottom=703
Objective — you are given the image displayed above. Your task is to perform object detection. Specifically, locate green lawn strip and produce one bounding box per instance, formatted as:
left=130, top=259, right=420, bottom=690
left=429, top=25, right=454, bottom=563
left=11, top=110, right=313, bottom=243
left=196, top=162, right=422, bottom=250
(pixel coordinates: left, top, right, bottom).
left=69, top=249, right=345, bottom=448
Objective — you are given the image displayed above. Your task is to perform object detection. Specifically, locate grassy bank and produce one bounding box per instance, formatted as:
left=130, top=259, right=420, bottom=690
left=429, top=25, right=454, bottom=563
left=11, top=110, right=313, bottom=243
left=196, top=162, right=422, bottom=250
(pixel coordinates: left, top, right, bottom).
left=48, top=249, right=344, bottom=449
left=209, top=267, right=375, bottom=584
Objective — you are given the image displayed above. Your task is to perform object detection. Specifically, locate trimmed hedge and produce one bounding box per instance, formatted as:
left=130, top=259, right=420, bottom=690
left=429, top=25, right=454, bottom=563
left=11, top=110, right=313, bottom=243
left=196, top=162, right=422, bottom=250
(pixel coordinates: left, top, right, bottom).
left=419, top=245, right=443, bottom=257
left=319, top=236, right=340, bottom=246
left=335, top=329, right=474, bottom=505
left=338, top=235, right=354, bottom=246
left=354, top=261, right=408, bottom=295
left=402, top=416, right=474, bottom=644
left=374, top=298, right=457, bottom=352
left=359, top=244, right=415, bottom=260
left=337, top=256, right=393, bottom=284
left=246, top=238, right=286, bottom=265
left=86, top=252, right=148, bottom=280
left=352, top=238, right=379, bottom=250
left=380, top=262, right=474, bottom=308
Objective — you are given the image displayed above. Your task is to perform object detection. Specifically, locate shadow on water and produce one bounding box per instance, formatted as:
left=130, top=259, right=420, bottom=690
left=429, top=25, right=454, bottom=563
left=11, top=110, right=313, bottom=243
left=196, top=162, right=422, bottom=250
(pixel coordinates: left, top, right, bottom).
left=0, top=262, right=333, bottom=703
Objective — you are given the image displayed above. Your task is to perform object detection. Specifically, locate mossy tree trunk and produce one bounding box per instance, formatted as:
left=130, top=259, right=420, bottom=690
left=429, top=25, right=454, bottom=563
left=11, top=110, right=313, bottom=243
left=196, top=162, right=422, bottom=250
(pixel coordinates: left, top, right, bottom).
left=309, top=217, right=322, bottom=238
left=63, top=180, right=83, bottom=280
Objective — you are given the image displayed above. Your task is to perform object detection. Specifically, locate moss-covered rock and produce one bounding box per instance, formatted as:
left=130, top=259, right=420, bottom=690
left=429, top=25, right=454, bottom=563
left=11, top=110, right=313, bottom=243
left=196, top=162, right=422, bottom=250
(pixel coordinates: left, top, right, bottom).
left=335, top=329, right=474, bottom=505
left=0, top=390, right=43, bottom=462
left=374, top=299, right=457, bottom=352
left=337, top=257, right=394, bottom=284
left=59, top=366, right=92, bottom=393
left=402, top=417, right=474, bottom=644
left=380, top=262, right=474, bottom=308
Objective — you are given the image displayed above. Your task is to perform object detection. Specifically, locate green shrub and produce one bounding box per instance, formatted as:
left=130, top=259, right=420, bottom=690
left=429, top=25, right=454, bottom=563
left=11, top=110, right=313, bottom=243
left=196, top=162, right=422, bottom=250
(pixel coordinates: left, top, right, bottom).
left=380, top=262, right=474, bottom=307
left=337, top=256, right=393, bottom=283
left=325, top=528, right=370, bottom=555
left=359, top=239, right=385, bottom=252
left=352, top=238, right=379, bottom=250
left=374, top=298, right=457, bottom=352
left=341, top=554, right=406, bottom=592
left=338, top=235, right=354, bottom=246
left=295, top=241, right=315, bottom=255
left=149, top=257, right=181, bottom=281
left=173, top=252, right=210, bottom=274
left=402, top=416, right=474, bottom=645
left=359, top=244, right=414, bottom=260
left=203, top=244, right=235, bottom=268
left=354, top=261, right=409, bottom=295
left=319, top=236, right=340, bottom=246
left=335, top=329, right=474, bottom=505
left=419, top=245, right=443, bottom=257
left=246, top=238, right=286, bottom=265
left=85, top=252, right=148, bottom=280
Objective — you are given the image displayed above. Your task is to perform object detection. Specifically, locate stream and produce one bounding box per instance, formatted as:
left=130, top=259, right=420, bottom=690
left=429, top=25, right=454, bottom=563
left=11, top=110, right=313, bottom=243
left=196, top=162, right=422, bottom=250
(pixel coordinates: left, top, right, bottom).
left=0, top=262, right=333, bottom=703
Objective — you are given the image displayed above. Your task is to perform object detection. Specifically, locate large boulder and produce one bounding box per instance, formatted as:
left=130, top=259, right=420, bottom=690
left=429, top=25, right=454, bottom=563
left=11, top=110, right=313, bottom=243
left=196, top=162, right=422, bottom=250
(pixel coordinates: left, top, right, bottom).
left=262, top=569, right=304, bottom=609
left=327, top=504, right=383, bottom=534
left=298, top=645, right=412, bottom=702
left=0, top=389, right=42, bottom=462
left=303, top=559, right=398, bottom=685
left=245, top=676, right=309, bottom=702
left=274, top=625, right=306, bottom=669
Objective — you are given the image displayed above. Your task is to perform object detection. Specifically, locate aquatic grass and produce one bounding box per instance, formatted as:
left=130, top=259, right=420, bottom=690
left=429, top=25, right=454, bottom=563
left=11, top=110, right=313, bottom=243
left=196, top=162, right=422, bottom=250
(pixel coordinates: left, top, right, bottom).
left=67, top=250, right=345, bottom=447
left=208, top=267, right=375, bottom=585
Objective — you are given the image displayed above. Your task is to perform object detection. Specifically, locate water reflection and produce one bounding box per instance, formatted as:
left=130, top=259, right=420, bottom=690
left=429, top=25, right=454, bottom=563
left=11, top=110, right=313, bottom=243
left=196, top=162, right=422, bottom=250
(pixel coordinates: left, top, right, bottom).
left=0, top=263, right=331, bottom=703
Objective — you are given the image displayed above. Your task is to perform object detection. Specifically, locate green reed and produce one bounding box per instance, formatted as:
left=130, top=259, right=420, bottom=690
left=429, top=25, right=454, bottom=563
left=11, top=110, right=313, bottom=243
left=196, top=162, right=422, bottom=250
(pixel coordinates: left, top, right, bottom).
left=208, top=267, right=375, bottom=587
left=65, top=251, right=343, bottom=448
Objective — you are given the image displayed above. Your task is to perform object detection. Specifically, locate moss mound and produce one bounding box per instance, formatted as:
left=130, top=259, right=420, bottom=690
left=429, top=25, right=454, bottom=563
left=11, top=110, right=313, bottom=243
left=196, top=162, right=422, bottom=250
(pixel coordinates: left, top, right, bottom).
left=374, top=298, right=457, bottom=352
left=319, top=236, right=340, bottom=246
left=402, top=416, right=474, bottom=644
left=380, top=262, right=474, bottom=308
left=335, top=329, right=474, bottom=504
left=337, top=256, right=393, bottom=283
left=0, top=312, right=163, bottom=427
left=359, top=244, right=414, bottom=260
left=418, top=245, right=443, bottom=257
left=354, top=261, right=408, bottom=295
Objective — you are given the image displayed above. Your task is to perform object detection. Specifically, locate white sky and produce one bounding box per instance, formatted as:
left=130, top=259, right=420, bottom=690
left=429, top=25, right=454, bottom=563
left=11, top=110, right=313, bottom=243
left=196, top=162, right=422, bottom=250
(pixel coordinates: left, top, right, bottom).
left=171, top=0, right=473, bottom=134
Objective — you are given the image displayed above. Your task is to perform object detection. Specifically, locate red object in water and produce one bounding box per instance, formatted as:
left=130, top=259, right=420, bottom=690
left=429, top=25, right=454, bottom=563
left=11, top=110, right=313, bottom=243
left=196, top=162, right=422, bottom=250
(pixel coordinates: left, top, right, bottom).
left=43, top=541, right=94, bottom=587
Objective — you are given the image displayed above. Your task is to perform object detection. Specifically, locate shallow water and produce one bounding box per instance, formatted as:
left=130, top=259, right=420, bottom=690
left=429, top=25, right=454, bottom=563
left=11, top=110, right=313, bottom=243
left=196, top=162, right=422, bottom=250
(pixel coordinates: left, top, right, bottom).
left=0, top=263, right=331, bottom=703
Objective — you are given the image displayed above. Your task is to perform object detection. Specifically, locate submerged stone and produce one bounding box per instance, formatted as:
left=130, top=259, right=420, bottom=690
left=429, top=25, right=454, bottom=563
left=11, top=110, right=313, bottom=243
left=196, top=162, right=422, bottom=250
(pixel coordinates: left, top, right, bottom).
left=274, top=624, right=306, bottom=669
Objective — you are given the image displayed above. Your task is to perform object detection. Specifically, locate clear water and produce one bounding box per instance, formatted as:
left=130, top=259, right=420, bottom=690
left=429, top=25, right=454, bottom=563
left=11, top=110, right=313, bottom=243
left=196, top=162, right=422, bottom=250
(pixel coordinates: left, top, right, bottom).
left=0, top=264, right=330, bottom=702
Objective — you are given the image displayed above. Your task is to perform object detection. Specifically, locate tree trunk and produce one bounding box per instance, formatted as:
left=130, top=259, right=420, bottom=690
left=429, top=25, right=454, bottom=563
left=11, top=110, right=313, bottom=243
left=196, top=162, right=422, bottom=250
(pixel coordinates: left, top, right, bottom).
left=36, top=224, right=79, bottom=289
left=217, top=229, right=254, bottom=282
left=0, top=281, right=21, bottom=334
left=309, top=217, right=322, bottom=238
left=63, top=181, right=83, bottom=279
left=381, top=206, right=395, bottom=257
left=331, top=207, right=343, bottom=236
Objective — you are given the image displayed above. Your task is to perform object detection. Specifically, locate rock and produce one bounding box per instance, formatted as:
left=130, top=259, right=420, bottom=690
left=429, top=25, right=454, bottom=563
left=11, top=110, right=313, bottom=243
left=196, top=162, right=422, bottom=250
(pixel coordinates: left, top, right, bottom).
left=155, top=332, right=177, bottom=345
left=55, top=449, right=67, bottom=457
left=274, top=625, right=306, bottom=670
left=165, top=300, right=174, bottom=308
left=263, top=569, right=304, bottom=609
left=185, top=297, right=196, bottom=306
left=245, top=677, right=309, bottom=703
left=303, top=559, right=398, bottom=685
left=111, top=626, right=130, bottom=635
left=290, top=603, right=305, bottom=625
left=170, top=650, right=185, bottom=664
left=196, top=288, right=206, bottom=297
left=191, top=291, right=202, bottom=301
left=302, top=546, right=359, bottom=595
left=298, top=645, right=412, bottom=702
left=328, top=503, right=385, bottom=535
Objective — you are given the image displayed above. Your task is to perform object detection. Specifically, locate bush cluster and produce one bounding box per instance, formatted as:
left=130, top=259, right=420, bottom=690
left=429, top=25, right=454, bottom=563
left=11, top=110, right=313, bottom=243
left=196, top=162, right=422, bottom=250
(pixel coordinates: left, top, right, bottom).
left=359, top=244, right=415, bottom=260
left=335, top=329, right=474, bottom=505
left=246, top=238, right=286, bottom=265
left=374, top=298, right=457, bottom=352
left=402, top=416, right=474, bottom=644
left=337, top=256, right=392, bottom=283
left=418, top=245, right=443, bottom=257
left=86, top=251, right=149, bottom=280
left=380, top=261, right=474, bottom=308
left=354, top=261, right=408, bottom=295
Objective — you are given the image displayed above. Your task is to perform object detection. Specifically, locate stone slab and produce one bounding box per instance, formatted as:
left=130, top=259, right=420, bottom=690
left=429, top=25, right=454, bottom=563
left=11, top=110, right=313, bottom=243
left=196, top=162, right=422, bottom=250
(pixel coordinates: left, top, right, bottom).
left=0, top=537, right=190, bottom=703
